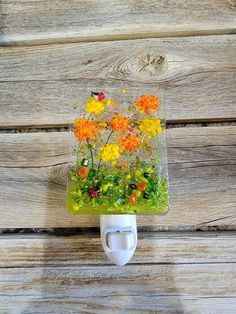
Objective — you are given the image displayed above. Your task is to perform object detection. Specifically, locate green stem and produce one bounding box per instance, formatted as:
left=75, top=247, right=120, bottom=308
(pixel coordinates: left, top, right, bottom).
left=136, top=134, right=146, bottom=155
left=86, top=139, right=94, bottom=170
left=125, top=151, right=132, bottom=172
left=97, top=131, right=114, bottom=174
left=105, top=130, right=114, bottom=145
left=87, top=113, right=93, bottom=121
left=76, top=146, right=80, bottom=165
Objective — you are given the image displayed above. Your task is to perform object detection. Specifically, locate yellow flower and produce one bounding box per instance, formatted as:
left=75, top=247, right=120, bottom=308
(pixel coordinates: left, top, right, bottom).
left=121, top=89, right=127, bottom=94
left=72, top=204, right=80, bottom=211
left=139, top=118, right=162, bottom=137
left=99, top=121, right=108, bottom=128
left=106, top=99, right=115, bottom=105
left=99, top=143, right=121, bottom=162
left=101, top=182, right=113, bottom=192
left=112, top=160, right=118, bottom=166
left=85, top=97, right=105, bottom=115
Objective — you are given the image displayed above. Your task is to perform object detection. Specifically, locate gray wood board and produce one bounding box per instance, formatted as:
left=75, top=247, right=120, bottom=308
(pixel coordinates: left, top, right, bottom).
left=0, top=36, right=236, bottom=127
left=0, top=232, right=236, bottom=313
left=1, top=232, right=236, bottom=267
left=0, top=126, right=235, bottom=228
left=1, top=0, right=236, bottom=45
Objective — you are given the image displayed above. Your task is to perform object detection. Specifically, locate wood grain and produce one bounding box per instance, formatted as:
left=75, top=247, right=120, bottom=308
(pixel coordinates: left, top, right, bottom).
left=1, top=265, right=235, bottom=314
left=1, top=232, right=235, bottom=267
left=0, top=35, right=236, bottom=127
left=0, top=262, right=235, bottom=312
left=0, top=126, right=235, bottom=228
left=2, top=36, right=235, bottom=83
left=1, top=2, right=235, bottom=312
left=1, top=0, right=236, bottom=46
left=0, top=232, right=235, bottom=313
left=1, top=73, right=236, bottom=127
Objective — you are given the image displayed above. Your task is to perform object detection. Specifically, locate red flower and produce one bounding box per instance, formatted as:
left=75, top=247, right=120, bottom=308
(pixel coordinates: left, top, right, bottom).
left=88, top=187, right=100, bottom=198
left=129, top=194, right=137, bottom=204
left=98, top=92, right=105, bottom=101
left=137, top=182, right=147, bottom=191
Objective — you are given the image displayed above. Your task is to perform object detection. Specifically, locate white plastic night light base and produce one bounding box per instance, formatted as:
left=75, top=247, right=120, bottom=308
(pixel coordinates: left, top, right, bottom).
left=100, top=214, right=137, bottom=266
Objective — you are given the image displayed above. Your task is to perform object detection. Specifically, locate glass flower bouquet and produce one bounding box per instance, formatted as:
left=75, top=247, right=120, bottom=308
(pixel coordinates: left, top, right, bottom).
left=67, top=88, right=169, bottom=215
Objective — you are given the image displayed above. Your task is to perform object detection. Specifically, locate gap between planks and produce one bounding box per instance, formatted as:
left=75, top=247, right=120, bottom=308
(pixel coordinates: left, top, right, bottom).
left=0, top=231, right=236, bottom=268
left=2, top=29, right=236, bottom=47
left=0, top=126, right=235, bottom=229
left=1, top=35, right=236, bottom=126
left=0, top=121, right=235, bottom=133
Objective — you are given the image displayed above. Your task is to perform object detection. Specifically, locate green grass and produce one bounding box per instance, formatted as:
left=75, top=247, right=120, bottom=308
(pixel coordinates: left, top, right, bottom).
left=67, top=161, right=169, bottom=215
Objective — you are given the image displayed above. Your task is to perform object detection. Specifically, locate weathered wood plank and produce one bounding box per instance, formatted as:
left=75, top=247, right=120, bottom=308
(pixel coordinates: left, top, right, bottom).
left=1, top=73, right=236, bottom=127
left=2, top=36, right=234, bottom=83
left=1, top=232, right=236, bottom=267
left=1, top=0, right=236, bottom=46
left=0, top=263, right=235, bottom=313
left=0, top=36, right=236, bottom=126
left=1, top=126, right=236, bottom=167
left=0, top=126, right=235, bottom=228
left=1, top=232, right=236, bottom=312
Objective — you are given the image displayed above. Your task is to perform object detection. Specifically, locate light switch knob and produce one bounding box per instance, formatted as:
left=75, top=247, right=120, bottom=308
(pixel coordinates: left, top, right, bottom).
left=107, top=231, right=135, bottom=251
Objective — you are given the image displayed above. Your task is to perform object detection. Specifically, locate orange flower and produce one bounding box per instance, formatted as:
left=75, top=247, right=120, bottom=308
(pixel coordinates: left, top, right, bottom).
left=133, top=95, right=160, bottom=114
left=118, top=134, right=141, bottom=152
left=77, top=167, right=89, bottom=178
left=110, top=114, right=129, bottom=133
left=137, top=182, right=147, bottom=191
left=122, top=161, right=128, bottom=170
left=74, top=118, right=100, bottom=141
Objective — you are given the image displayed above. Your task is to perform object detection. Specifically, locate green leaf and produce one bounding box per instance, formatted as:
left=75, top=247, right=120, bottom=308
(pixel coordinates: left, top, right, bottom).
left=88, top=169, right=96, bottom=180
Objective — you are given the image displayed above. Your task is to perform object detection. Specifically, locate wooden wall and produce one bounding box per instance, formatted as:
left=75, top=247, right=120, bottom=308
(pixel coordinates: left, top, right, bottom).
left=0, top=1, right=236, bottom=312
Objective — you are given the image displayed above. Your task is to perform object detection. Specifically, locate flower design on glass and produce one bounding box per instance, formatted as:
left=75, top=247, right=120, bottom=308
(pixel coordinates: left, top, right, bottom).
left=118, top=134, right=141, bottom=152
left=134, top=95, right=160, bottom=114
left=68, top=90, right=168, bottom=216
left=99, top=143, right=121, bottom=162
left=74, top=118, right=100, bottom=141
left=85, top=97, right=105, bottom=115
left=110, top=114, right=129, bottom=133
left=139, top=118, right=162, bottom=137
left=77, top=167, right=89, bottom=178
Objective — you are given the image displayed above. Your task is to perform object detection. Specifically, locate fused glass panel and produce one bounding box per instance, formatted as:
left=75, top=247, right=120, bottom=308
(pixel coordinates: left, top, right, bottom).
left=67, top=87, right=169, bottom=215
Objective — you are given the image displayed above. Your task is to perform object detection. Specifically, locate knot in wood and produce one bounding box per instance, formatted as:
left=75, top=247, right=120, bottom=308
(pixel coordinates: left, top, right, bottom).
left=135, top=52, right=167, bottom=77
